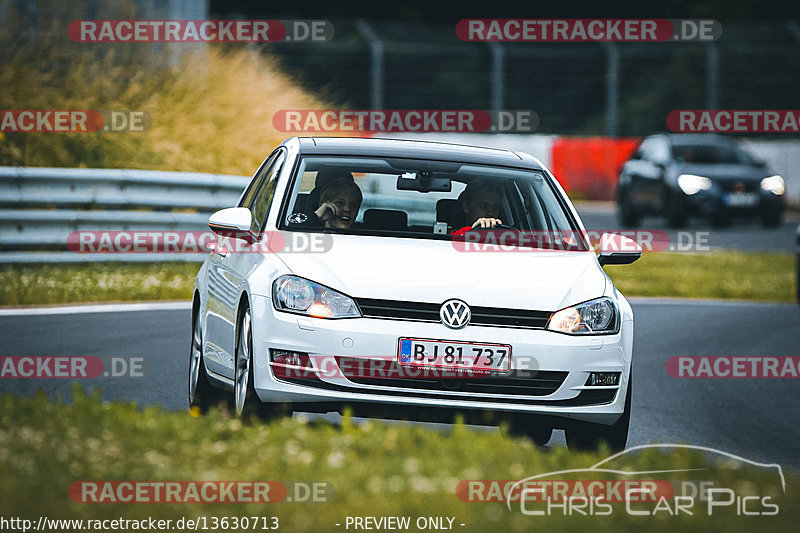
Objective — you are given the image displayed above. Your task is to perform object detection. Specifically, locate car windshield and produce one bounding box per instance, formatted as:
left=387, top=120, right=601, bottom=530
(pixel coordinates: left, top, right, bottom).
left=279, top=155, right=586, bottom=250
left=671, top=143, right=757, bottom=165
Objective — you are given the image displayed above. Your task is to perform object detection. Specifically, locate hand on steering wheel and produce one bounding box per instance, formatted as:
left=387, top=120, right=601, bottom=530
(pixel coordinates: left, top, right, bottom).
left=469, top=218, right=516, bottom=231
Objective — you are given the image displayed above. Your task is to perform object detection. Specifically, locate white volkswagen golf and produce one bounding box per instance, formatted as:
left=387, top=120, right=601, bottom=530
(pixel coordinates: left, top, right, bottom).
left=189, top=137, right=642, bottom=450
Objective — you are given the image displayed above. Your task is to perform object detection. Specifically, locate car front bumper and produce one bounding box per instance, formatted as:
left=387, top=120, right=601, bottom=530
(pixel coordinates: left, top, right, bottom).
left=686, top=189, right=783, bottom=216
left=249, top=295, right=633, bottom=425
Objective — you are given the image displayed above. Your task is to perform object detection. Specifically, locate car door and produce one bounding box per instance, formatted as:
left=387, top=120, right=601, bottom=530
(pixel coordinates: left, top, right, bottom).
left=204, top=150, right=285, bottom=379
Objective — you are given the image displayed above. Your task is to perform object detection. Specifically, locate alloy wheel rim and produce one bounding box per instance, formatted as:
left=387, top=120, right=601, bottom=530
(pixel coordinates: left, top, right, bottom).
left=234, top=311, right=251, bottom=415
left=188, top=312, right=202, bottom=403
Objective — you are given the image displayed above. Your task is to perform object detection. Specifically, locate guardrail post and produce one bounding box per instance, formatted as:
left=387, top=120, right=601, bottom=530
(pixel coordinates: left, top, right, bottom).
left=356, top=19, right=384, bottom=110
left=705, top=42, right=720, bottom=110
left=488, top=42, right=504, bottom=114
left=604, top=42, right=620, bottom=138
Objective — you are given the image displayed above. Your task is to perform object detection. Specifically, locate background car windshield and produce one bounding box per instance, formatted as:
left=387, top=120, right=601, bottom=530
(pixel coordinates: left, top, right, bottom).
left=671, top=143, right=757, bottom=165
left=281, top=156, right=582, bottom=248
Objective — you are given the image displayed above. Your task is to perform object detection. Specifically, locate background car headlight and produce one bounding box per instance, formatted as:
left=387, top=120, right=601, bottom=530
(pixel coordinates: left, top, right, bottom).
left=547, top=297, right=619, bottom=335
left=273, top=275, right=360, bottom=318
left=677, top=174, right=713, bottom=195
left=761, top=175, right=785, bottom=195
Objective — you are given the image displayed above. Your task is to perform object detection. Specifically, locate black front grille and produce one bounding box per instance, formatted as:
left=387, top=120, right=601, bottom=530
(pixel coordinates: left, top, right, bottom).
left=718, top=180, right=759, bottom=192
left=355, top=298, right=551, bottom=329
left=276, top=374, right=615, bottom=406
left=336, top=358, right=567, bottom=397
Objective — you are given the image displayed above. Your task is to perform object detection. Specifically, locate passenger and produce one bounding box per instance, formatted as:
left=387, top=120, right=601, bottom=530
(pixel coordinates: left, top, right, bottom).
left=451, top=178, right=504, bottom=236
left=309, top=176, right=363, bottom=229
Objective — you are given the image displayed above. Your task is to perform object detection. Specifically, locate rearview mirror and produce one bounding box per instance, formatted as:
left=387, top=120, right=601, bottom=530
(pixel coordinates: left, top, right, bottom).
left=598, top=232, right=642, bottom=266
left=208, top=207, right=256, bottom=242
left=396, top=171, right=452, bottom=193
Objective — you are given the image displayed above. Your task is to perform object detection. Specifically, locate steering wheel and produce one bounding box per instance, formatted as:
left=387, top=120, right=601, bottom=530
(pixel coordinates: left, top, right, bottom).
left=468, top=223, right=518, bottom=231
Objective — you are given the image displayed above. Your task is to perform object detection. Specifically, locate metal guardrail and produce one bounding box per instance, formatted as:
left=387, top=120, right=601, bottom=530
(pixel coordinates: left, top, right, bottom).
left=0, top=167, right=250, bottom=263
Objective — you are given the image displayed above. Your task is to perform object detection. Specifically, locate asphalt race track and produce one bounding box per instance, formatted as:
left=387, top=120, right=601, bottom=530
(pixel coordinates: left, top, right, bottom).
left=1, top=299, right=798, bottom=471
left=575, top=202, right=799, bottom=252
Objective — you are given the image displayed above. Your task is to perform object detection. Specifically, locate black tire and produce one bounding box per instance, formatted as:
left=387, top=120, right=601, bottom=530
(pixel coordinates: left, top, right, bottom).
left=711, top=210, right=730, bottom=228
left=509, top=415, right=553, bottom=446
left=189, top=300, right=223, bottom=413
left=796, top=252, right=799, bottom=305
left=617, top=189, right=640, bottom=228
left=565, top=375, right=632, bottom=452
left=664, top=190, right=688, bottom=228
left=760, top=210, right=783, bottom=228
left=234, top=307, right=292, bottom=422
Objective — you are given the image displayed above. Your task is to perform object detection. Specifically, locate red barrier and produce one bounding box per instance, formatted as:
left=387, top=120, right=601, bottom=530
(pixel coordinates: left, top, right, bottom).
left=550, top=137, right=640, bottom=200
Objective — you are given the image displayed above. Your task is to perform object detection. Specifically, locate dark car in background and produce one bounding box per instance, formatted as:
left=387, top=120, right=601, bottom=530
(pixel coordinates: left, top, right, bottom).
left=616, top=134, right=785, bottom=227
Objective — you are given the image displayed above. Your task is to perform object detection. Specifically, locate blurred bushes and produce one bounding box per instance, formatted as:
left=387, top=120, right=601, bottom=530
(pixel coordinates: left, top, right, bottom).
left=0, top=12, right=330, bottom=175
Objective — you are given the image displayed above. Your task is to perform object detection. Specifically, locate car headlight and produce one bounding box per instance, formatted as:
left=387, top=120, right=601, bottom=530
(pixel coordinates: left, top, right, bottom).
left=547, top=297, right=619, bottom=335
left=761, top=175, right=785, bottom=196
left=677, top=174, right=713, bottom=195
left=273, top=275, right=361, bottom=318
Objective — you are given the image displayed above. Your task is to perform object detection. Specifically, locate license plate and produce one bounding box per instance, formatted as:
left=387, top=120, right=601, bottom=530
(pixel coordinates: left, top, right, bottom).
left=725, top=192, right=758, bottom=207
left=398, top=338, right=511, bottom=372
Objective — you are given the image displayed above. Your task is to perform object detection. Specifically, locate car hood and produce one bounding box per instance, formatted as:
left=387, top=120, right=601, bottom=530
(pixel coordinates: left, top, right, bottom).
left=272, top=233, right=606, bottom=311
left=675, top=163, right=770, bottom=182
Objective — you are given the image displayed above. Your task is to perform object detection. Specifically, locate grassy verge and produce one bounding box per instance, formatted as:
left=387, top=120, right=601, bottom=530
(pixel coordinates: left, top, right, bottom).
left=0, top=263, right=198, bottom=306
left=0, top=251, right=795, bottom=306
left=0, top=388, right=795, bottom=532
left=605, top=251, right=796, bottom=303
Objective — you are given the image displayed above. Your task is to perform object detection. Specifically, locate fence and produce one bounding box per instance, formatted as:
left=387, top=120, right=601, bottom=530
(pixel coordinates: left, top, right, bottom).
left=267, top=20, right=800, bottom=137
left=2, top=133, right=798, bottom=263
left=0, top=167, right=248, bottom=263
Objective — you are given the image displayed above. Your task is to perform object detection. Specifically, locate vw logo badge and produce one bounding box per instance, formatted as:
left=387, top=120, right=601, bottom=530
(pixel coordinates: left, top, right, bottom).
left=440, top=299, right=471, bottom=329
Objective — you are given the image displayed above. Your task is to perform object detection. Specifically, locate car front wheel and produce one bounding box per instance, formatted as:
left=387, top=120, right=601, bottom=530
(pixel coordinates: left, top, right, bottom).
left=509, top=415, right=553, bottom=446
left=234, top=307, right=292, bottom=421
left=664, top=190, right=688, bottom=228
left=189, top=301, right=222, bottom=413
left=565, top=375, right=631, bottom=452
left=617, top=188, right=640, bottom=228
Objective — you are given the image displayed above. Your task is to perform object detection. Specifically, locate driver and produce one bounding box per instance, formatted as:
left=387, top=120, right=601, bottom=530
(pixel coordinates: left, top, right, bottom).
left=451, top=178, right=504, bottom=236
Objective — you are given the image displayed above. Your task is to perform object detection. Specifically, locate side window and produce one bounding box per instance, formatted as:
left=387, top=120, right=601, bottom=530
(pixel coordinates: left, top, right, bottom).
left=240, top=151, right=281, bottom=209
left=250, top=151, right=286, bottom=232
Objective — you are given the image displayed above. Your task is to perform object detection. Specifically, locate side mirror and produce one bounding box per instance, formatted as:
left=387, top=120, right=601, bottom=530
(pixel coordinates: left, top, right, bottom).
left=208, top=207, right=256, bottom=242
left=598, top=232, right=642, bottom=266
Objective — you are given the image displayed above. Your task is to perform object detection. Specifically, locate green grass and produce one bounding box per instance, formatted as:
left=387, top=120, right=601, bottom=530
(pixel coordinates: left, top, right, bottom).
left=0, top=251, right=795, bottom=306
left=605, top=251, right=796, bottom=303
left=0, top=263, right=198, bottom=306
left=0, top=387, right=796, bottom=532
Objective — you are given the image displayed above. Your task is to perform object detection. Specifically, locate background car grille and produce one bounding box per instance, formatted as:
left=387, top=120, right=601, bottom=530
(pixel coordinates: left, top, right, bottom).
left=355, top=298, right=552, bottom=329
left=718, top=180, right=759, bottom=192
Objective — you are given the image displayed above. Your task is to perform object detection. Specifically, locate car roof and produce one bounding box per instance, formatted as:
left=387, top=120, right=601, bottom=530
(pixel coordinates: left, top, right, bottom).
left=292, top=137, right=544, bottom=170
